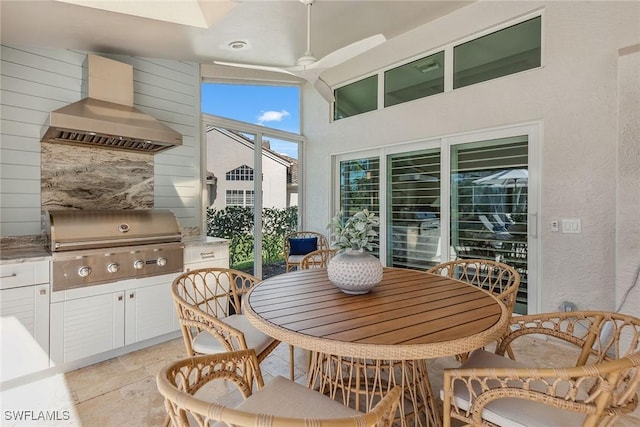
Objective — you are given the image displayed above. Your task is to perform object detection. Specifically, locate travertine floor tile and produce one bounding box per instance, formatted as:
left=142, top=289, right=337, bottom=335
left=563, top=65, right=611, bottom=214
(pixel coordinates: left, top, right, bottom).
left=68, top=365, right=149, bottom=403
left=18, top=335, right=640, bottom=426
left=117, top=338, right=185, bottom=372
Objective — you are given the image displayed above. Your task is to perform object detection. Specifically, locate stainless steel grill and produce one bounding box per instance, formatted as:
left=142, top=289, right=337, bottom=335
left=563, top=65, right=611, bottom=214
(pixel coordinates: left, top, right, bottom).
left=47, top=209, right=184, bottom=291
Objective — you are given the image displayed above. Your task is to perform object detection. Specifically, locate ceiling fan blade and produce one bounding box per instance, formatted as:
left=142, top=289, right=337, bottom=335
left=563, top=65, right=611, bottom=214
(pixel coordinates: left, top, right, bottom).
left=216, top=61, right=334, bottom=103
left=310, top=33, right=386, bottom=70
left=283, top=68, right=334, bottom=102
left=313, top=77, right=335, bottom=103
left=213, top=60, right=296, bottom=76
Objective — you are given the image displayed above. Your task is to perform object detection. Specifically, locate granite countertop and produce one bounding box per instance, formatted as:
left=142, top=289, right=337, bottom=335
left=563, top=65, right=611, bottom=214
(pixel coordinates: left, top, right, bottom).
left=0, top=246, right=51, bottom=264
left=182, top=236, right=230, bottom=246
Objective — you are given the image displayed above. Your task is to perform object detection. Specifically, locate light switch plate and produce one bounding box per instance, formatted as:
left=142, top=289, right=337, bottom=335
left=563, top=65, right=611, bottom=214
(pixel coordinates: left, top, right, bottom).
left=561, top=218, right=581, bottom=233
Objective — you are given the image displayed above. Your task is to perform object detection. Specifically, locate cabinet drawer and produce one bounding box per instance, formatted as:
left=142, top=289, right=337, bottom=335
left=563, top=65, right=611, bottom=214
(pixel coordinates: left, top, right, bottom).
left=184, top=258, right=228, bottom=272
left=0, top=261, right=49, bottom=290
left=184, top=245, right=229, bottom=265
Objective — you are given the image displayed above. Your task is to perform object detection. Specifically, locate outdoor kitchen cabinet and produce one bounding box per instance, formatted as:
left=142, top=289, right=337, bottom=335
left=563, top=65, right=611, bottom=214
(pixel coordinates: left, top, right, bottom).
left=50, top=273, right=179, bottom=365
left=0, top=260, right=50, bottom=381
left=183, top=237, right=230, bottom=271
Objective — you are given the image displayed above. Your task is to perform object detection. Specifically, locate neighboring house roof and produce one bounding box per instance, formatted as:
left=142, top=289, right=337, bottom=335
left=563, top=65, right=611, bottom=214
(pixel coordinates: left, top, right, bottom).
left=206, top=126, right=292, bottom=168
left=280, top=154, right=298, bottom=185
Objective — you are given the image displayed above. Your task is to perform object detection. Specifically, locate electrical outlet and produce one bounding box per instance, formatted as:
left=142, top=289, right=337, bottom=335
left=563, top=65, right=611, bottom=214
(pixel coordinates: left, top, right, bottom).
left=551, top=220, right=559, bottom=232
left=560, top=301, right=577, bottom=312
left=561, top=218, right=581, bottom=233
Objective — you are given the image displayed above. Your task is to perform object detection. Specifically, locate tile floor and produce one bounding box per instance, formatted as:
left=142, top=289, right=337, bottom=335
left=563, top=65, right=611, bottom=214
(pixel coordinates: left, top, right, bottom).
left=69, top=337, right=640, bottom=426
left=5, top=337, right=639, bottom=426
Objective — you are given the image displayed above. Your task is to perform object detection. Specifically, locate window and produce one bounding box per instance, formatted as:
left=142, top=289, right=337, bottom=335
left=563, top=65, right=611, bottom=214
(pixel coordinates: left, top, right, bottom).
left=453, top=16, right=541, bottom=89
left=334, top=75, right=378, bottom=121
left=245, top=190, right=255, bottom=207
left=225, top=189, right=254, bottom=207
left=226, top=165, right=254, bottom=181
left=385, top=51, right=445, bottom=107
left=331, top=15, right=541, bottom=119
left=337, top=157, right=380, bottom=254
left=202, top=83, right=303, bottom=278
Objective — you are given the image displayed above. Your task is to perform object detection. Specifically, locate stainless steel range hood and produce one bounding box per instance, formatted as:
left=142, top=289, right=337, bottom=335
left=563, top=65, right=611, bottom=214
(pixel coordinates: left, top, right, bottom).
left=41, top=54, right=182, bottom=154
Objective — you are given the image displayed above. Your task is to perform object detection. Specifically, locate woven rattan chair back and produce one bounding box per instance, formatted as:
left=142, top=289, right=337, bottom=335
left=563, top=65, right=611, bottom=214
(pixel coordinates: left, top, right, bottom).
left=300, top=248, right=339, bottom=270
left=157, top=349, right=402, bottom=427
left=427, top=259, right=520, bottom=314
left=284, top=231, right=329, bottom=272
left=443, top=311, right=640, bottom=427
left=171, top=268, right=279, bottom=361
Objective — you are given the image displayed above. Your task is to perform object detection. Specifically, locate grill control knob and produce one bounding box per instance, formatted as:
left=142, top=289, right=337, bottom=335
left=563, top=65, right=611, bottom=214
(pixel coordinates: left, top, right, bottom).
left=107, top=263, right=120, bottom=273
left=133, top=260, right=145, bottom=270
left=156, top=257, right=167, bottom=267
left=78, top=266, right=92, bottom=277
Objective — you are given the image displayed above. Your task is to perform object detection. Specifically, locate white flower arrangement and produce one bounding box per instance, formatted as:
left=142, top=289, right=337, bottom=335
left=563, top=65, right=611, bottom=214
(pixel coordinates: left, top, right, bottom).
left=328, top=208, right=380, bottom=252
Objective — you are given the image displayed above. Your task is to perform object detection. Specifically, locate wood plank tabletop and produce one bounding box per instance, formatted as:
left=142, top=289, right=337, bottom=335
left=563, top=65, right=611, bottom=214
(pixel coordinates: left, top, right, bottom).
left=245, top=267, right=508, bottom=360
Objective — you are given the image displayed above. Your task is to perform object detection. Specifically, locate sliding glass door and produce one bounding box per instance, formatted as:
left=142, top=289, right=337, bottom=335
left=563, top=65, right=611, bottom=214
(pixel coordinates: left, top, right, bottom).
left=450, top=135, right=529, bottom=314
left=337, top=157, right=381, bottom=256
left=387, top=149, right=442, bottom=269
left=333, top=124, right=538, bottom=314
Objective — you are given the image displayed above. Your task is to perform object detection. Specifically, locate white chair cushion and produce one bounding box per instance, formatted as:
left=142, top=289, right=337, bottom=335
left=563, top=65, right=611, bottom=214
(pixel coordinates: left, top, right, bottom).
left=443, top=349, right=587, bottom=427
left=209, top=376, right=361, bottom=427
left=192, top=314, right=274, bottom=355
left=287, top=254, right=306, bottom=265
left=237, top=376, right=361, bottom=417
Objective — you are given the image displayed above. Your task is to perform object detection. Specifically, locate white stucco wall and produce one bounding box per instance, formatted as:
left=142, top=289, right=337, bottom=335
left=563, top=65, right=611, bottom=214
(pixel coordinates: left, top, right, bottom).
left=301, top=1, right=640, bottom=314
left=616, top=46, right=640, bottom=318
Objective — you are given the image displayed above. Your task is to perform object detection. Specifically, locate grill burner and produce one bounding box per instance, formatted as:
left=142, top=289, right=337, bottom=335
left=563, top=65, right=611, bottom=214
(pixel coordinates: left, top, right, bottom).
left=47, top=209, right=184, bottom=291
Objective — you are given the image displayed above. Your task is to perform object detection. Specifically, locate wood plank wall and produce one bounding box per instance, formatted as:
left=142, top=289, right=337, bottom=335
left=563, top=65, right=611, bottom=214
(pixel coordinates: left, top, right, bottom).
left=0, top=45, right=202, bottom=237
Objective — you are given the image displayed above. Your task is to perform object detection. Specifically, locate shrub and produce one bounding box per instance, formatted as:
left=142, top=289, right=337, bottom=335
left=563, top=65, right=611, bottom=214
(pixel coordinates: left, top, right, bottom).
left=207, top=206, right=298, bottom=266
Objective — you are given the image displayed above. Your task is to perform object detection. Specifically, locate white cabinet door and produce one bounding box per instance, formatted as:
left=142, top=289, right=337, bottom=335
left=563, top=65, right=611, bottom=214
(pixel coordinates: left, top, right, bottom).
left=124, top=280, right=177, bottom=345
left=50, top=273, right=179, bottom=365
left=50, top=291, right=125, bottom=364
left=0, top=283, right=50, bottom=381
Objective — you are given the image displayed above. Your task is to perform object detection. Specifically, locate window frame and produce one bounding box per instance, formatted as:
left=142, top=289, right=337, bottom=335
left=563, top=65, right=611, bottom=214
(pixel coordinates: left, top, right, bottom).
left=332, top=9, right=544, bottom=121
left=452, top=16, right=542, bottom=89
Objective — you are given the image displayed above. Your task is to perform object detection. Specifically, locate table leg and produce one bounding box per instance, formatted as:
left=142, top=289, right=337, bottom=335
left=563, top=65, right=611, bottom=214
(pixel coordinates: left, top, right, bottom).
left=307, top=352, right=442, bottom=427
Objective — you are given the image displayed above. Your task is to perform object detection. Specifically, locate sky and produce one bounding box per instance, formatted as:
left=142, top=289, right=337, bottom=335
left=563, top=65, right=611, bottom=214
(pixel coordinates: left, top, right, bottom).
left=201, top=83, right=300, bottom=158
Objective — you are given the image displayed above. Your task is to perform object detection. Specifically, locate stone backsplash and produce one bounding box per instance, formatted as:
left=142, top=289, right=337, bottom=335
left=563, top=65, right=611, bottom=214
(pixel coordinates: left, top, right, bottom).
left=41, top=143, right=154, bottom=210
left=1, top=144, right=201, bottom=250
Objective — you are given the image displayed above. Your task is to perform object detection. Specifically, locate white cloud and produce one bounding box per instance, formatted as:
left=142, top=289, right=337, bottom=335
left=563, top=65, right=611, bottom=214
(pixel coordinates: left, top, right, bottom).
left=257, top=110, right=290, bottom=124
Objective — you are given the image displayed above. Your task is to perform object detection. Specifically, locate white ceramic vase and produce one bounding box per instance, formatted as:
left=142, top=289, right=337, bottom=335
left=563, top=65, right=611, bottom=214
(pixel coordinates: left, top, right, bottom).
left=327, top=249, right=383, bottom=295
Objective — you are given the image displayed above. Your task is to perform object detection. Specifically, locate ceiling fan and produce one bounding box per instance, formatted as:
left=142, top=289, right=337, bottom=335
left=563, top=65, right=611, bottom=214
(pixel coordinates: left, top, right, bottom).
left=214, top=0, right=386, bottom=103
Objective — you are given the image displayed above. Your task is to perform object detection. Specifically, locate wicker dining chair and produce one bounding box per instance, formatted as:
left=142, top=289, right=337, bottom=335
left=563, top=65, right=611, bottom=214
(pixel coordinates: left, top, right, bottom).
left=300, top=248, right=339, bottom=269
left=442, top=311, right=640, bottom=427
left=284, top=231, right=329, bottom=272
left=157, top=349, right=402, bottom=427
left=171, top=268, right=280, bottom=365
left=427, top=259, right=520, bottom=360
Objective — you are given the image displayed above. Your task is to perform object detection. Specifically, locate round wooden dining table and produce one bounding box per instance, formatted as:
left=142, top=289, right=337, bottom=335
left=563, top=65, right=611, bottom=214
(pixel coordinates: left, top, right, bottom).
left=244, top=267, right=508, bottom=427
